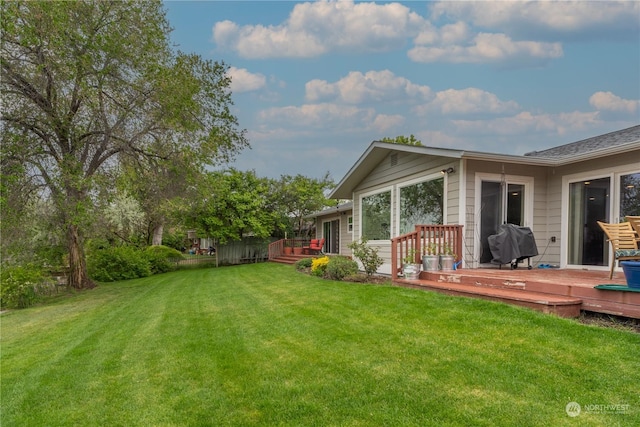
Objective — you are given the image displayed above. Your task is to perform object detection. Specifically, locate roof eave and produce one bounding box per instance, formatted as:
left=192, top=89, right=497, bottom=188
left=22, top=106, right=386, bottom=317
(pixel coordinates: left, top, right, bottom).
left=329, top=141, right=464, bottom=199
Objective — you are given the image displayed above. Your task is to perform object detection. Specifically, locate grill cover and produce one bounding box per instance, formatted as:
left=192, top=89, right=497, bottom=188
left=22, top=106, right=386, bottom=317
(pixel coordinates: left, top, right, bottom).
left=488, top=224, right=538, bottom=265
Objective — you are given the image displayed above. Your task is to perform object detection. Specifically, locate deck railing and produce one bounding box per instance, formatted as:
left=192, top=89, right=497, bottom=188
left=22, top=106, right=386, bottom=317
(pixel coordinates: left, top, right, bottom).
left=391, top=224, right=464, bottom=279
left=268, top=238, right=311, bottom=259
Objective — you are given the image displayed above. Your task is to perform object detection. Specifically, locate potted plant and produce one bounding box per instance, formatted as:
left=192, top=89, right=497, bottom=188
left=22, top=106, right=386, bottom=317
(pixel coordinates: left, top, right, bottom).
left=439, top=243, right=456, bottom=271
left=621, top=261, right=640, bottom=288
left=293, top=239, right=304, bottom=255
left=283, top=240, right=294, bottom=255
left=402, top=249, right=421, bottom=279
left=422, top=242, right=439, bottom=271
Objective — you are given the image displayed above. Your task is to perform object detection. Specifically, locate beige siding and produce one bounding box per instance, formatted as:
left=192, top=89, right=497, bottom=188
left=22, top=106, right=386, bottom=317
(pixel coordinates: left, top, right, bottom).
left=334, top=144, right=639, bottom=273
left=340, top=212, right=353, bottom=254
left=352, top=151, right=460, bottom=273
left=464, top=149, right=640, bottom=268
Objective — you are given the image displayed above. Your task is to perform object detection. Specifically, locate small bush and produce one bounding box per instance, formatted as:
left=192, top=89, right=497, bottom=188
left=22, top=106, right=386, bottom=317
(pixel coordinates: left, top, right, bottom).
left=295, top=258, right=313, bottom=270
left=348, top=238, right=384, bottom=278
left=0, top=264, right=47, bottom=309
left=87, top=246, right=151, bottom=282
left=311, top=256, right=330, bottom=277
left=144, top=245, right=183, bottom=274
left=324, top=256, right=358, bottom=281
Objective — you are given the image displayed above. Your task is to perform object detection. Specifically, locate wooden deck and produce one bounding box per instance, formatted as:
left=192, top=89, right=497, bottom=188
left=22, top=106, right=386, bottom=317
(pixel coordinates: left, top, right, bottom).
left=394, top=267, right=640, bottom=319
left=270, top=254, right=311, bottom=265
left=269, top=246, right=640, bottom=319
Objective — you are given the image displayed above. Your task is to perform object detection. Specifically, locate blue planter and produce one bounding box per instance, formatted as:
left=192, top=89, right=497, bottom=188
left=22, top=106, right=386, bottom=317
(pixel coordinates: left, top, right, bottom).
left=621, top=261, right=640, bottom=289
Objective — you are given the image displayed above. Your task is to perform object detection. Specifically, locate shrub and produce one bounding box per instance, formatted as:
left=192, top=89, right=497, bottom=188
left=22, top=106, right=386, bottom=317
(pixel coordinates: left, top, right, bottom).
left=324, top=256, right=358, bottom=281
left=0, top=264, right=48, bottom=309
left=87, top=246, right=151, bottom=282
left=295, top=258, right=313, bottom=270
left=311, top=256, right=330, bottom=277
left=348, top=238, right=384, bottom=278
left=144, top=245, right=183, bottom=274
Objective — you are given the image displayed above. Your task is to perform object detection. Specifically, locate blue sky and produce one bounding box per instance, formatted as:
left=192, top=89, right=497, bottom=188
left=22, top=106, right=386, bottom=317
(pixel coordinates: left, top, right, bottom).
left=164, top=0, right=640, bottom=181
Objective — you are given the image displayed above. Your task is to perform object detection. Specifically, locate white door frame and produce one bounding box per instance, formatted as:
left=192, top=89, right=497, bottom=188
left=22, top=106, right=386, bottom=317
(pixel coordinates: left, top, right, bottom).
left=474, top=172, right=535, bottom=267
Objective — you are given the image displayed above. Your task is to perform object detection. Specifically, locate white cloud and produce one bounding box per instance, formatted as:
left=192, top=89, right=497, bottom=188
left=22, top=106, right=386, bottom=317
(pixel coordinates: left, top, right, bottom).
left=306, top=70, right=432, bottom=104
left=228, top=67, right=266, bottom=93
left=213, top=1, right=635, bottom=66
left=414, top=88, right=519, bottom=116
left=451, top=111, right=601, bottom=136
left=589, top=91, right=639, bottom=114
left=213, top=0, right=424, bottom=59
left=372, top=114, right=405, bottom=133
left=429, top=1, right=639, bottom=40
left=257, top=103, right=375, bottom=129
left=409, top=32, right=562, bottom=64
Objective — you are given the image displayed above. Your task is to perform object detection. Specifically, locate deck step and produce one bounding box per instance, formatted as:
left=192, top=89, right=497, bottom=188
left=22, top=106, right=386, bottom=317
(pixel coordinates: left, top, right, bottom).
left=269, top=255, right=310, bottom=265
left=422, top=270, right=640, bottom=319
left=394, top=278, right=583, bottom=318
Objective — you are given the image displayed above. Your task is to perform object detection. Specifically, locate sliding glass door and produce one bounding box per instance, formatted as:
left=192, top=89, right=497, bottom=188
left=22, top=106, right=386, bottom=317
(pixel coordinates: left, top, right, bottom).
left=322, top=220, right=340, bottom=254
left=567, top=178, right=609, bottom=266
left=479, top=177, right=530, bottom=263
left=566, top=171, right=639, bottom=268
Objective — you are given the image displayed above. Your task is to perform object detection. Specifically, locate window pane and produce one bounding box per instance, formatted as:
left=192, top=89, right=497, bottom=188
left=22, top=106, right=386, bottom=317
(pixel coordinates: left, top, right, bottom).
left=620, top=172, right=640, bottom=218
left=362, top=191, right=391, bottom=240
left=506, top=184, right=524, bottom=225
left=399, top=178, right=443, bottom=234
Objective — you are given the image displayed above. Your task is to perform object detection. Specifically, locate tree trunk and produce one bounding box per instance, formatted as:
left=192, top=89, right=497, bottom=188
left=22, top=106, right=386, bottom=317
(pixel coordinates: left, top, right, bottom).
left=67, top=224, right=96, bottom=289
left=152, top=222, right=164, bottom=246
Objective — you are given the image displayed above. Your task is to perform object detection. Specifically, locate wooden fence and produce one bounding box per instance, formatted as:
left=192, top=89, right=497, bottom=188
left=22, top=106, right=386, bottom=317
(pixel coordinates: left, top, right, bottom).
left=187, top=237, right=276, bottom=266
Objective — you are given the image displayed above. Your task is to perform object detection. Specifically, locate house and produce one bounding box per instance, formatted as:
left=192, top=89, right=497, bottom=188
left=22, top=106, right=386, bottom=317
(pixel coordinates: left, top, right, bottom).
left=312, top=125, right=640, bottom=276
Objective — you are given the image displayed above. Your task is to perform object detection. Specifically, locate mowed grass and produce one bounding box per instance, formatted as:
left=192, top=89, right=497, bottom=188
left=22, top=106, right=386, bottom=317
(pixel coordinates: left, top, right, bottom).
left=2, top=263, right=639, bottom=426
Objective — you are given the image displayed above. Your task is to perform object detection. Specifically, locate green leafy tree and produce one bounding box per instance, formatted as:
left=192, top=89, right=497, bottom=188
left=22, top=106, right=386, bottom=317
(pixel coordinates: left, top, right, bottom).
left=1, top=1, right=248, bottom=288
left=381, top=134, right=423, bottom=146
left=275, top=173, right=335, bottom=237
left=188, top=169, right=275, bottom=244
left=118, top=152, right=196, bottom=246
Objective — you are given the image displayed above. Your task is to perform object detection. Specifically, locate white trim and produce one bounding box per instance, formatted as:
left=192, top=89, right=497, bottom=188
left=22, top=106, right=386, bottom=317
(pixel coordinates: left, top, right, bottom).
left=395, top=171, right=445, bottom=235
left=358, top=186, right=394, bottom=243
left=473, top=172, right=535, bottom=267
left=321, top=215, right=342, bottom=255
left=458, top=159, right=467, bottom=267
left=561, top=165, right=640, bottom=271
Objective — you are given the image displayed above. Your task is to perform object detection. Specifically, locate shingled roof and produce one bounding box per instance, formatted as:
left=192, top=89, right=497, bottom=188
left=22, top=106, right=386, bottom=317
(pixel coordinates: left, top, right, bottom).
left=524, top=125, right=640, bottom=158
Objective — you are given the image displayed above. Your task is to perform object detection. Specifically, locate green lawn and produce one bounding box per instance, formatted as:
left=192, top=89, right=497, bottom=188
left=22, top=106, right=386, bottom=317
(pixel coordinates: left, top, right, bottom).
left=2, top=263, right=639, bottom=426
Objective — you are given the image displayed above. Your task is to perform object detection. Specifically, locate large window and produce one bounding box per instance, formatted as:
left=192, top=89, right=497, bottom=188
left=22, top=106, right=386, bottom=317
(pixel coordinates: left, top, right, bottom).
left=361, top=191, right=391, bottom=240
left=620, top=172, right=640, bottom=219
left=399, top=178, right=444, bottom=234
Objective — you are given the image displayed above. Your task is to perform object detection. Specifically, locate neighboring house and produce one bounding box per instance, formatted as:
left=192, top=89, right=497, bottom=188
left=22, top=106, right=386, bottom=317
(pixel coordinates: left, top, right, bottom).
left=313, top=125, right=640, bottom=275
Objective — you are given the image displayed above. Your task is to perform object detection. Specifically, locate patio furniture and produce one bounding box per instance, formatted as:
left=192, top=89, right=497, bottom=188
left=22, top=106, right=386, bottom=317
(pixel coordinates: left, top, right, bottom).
left=626, top=215, right=640, bottom=236
left=597, top=221, right=640, bottom=279
left=303, top=238, right=325, bottom=255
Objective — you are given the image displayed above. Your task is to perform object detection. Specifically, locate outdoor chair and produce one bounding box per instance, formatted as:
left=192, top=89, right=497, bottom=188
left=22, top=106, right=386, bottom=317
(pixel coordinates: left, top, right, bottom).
left=626, top=216, right=640, bottom=237
left=303, top=238, right=325, bottom=255
left=597, top=221, right=640, bottom=279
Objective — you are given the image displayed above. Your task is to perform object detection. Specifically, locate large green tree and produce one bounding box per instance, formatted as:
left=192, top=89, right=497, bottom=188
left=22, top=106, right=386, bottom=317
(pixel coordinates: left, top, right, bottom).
left=1, top=1, right=247, bottom=288
left=276, top=173, right=335, bottom=237
left=187, top=169, right=275, bottom=244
